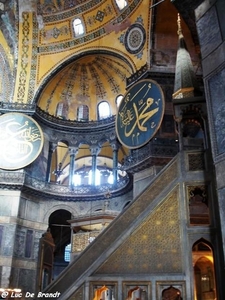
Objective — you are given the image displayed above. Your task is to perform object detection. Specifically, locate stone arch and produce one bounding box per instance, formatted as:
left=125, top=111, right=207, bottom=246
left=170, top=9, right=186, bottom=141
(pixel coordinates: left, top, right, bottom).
left=161, top=285, right=182, bottom=300
left=33, top=49, right=136, bottom=107
left=43, top=204, right=77, bottom=224
left=192, top=238, right=217, bottom=300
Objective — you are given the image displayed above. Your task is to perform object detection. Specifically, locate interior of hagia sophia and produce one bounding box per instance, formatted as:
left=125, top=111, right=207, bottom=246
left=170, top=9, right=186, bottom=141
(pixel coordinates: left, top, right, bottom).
left=0, top=0, right=225, bottom=299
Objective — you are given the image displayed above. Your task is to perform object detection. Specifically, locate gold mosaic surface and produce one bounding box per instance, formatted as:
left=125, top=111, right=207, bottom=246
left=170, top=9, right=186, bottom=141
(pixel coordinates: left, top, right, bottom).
left=72, top=231, right=100, bottom=253
left=95, top=186, right=182, bottom=274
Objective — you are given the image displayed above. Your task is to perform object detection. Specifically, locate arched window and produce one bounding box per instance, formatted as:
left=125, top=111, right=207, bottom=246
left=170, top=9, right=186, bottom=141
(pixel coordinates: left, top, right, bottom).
left=73, top=18, right=84, bottom=37
left=77, top=104, right=89, bottom=121
left=115, top=0, right=127, bottom=10
left=98, top=101, right=111, bottom=120
left=64, top=243, right=71, bottom=262
left=56, top=102, right=68, bottom=119
left=116, top=94, right=123, bottom=108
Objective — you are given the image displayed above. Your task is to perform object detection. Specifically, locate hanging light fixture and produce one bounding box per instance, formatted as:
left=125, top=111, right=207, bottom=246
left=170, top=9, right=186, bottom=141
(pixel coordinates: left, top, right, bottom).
left=53, top=162, right=64, bottom=184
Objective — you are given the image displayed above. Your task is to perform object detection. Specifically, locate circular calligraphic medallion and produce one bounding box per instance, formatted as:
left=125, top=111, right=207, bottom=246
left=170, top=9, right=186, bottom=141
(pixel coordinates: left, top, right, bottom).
left=116, top=79, right=165, bottom=149
left=0, top=113, right=44, bottom=170
left=124, top=24, right=146, bottom=54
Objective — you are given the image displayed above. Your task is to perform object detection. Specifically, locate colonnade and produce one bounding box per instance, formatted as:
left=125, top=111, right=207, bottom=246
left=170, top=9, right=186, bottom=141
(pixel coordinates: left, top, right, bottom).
left=45, top=141, right=121, bottom=187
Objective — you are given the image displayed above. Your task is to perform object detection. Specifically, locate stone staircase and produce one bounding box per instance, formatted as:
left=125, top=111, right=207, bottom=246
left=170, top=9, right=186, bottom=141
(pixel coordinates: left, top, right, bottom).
left=42, top=152, right=184, bottom=299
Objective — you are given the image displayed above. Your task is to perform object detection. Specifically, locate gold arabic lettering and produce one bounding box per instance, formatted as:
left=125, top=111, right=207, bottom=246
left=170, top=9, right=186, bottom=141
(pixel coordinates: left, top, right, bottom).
left=1, top=119, right=41, bottom=163
left=124, top=98, right=159, bottom=137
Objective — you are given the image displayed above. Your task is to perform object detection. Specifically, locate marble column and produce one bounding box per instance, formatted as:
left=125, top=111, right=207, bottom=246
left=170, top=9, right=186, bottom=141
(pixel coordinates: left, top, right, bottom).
left=90, top=145, right=100, bottom=186
left=69, top=147, right=78, bottom=188
left=111, top=141, right=120, bottom=184
left=175, top=118, right=183, bottom=151
left=46, top=142, right=57, bottom=182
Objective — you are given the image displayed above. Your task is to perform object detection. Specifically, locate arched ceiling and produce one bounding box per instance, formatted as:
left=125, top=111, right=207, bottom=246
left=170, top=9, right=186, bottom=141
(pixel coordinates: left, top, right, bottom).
left=38, top=53, right=132, bottom=120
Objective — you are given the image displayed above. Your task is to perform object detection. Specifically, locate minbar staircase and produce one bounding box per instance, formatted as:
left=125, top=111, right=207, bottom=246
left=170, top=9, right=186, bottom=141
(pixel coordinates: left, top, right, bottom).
left=42, top=151, right=208, bottom=300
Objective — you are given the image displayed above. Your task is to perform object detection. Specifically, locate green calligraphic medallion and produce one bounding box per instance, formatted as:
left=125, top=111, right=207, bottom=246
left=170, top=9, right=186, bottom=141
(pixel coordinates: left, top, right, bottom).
left=0, top=113, right=44, bottom=170
left=116, top=79, right=165, bottom=149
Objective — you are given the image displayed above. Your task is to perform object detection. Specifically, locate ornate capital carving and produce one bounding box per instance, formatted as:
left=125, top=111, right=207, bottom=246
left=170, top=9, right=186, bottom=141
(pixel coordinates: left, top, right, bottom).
left=90, top=145, right=100, bottom=156
left=69, top=147, right=78, bottom=156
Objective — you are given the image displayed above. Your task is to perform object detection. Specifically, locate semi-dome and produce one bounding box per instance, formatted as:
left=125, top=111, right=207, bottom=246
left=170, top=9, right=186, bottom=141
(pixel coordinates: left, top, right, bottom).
left=38, top=54, right=132, bottom=121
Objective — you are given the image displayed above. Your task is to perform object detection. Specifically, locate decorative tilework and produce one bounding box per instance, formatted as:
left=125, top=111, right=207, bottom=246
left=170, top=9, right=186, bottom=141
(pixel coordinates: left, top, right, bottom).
left=38, top=0, right=142, bottom=53
left=39, top=0, right=103, bottom=22
left=95, top=187, right=182, bottom=274
left=16, top=13, right=30, bottom=103
left=28, top=13, right=38, bottom=104
left=41, top=25, right=70, bottom=41
left=14, top=12, right=37, bottom=104
left=38, top=28, right=106, bottom=53
left=95, top=10, right=105, bottom=22
left=124, top=23, right=146, bottom=54
left=0, top=45, right=13, bottom=102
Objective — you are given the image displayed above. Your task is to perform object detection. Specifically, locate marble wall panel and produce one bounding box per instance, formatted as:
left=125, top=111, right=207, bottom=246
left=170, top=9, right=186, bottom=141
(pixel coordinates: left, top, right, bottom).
left=196, top=6, right=222, bottom=59
left=208, top=66, right=225, bottom=155
left=2, top=224, right=16, bottom=256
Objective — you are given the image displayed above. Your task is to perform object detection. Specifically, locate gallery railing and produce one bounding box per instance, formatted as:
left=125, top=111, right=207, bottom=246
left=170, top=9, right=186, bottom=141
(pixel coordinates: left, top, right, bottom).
left=0, top=170, right=130, bottom=199
left=123, top=137, right=179, bottom=170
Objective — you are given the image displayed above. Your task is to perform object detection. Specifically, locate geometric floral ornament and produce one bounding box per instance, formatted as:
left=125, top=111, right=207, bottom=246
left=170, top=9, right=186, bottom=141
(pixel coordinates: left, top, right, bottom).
left=116, top=79, right=165, bottom=149
left=124, top=23, right=146, bottom=54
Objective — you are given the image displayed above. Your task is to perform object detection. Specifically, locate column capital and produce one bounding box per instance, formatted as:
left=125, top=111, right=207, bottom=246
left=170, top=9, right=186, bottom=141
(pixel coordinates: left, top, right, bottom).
left=110, top=140, right=120, bottom=151
left=90, top=145, right=101, bottom=156
left=49, top=142, right=57, bottom=152
left=69, top=147, right=79, bottom=156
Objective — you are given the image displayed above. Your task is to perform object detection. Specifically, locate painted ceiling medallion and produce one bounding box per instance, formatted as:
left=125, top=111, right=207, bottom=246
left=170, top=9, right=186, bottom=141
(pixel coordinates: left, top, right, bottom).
left=124, top=23, right=146, bottom=54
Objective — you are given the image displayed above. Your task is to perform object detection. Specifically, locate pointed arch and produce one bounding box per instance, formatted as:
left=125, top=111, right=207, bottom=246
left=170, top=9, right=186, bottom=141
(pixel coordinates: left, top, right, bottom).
left=192, top=238, right=217, bottom=300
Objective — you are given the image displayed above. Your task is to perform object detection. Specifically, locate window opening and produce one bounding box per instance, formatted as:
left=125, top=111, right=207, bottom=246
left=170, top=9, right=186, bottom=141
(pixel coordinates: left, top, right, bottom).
left=77, top=104, right=89, bottom=121
left=98, top=101, right=111, bottom=120
left=73, top=18, right=84, bottom=36
left=64, top=243, right=71, bottom=262
left=115, top=0, right=127, bottom=10
left=116, top=94, right=123, bottom=108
